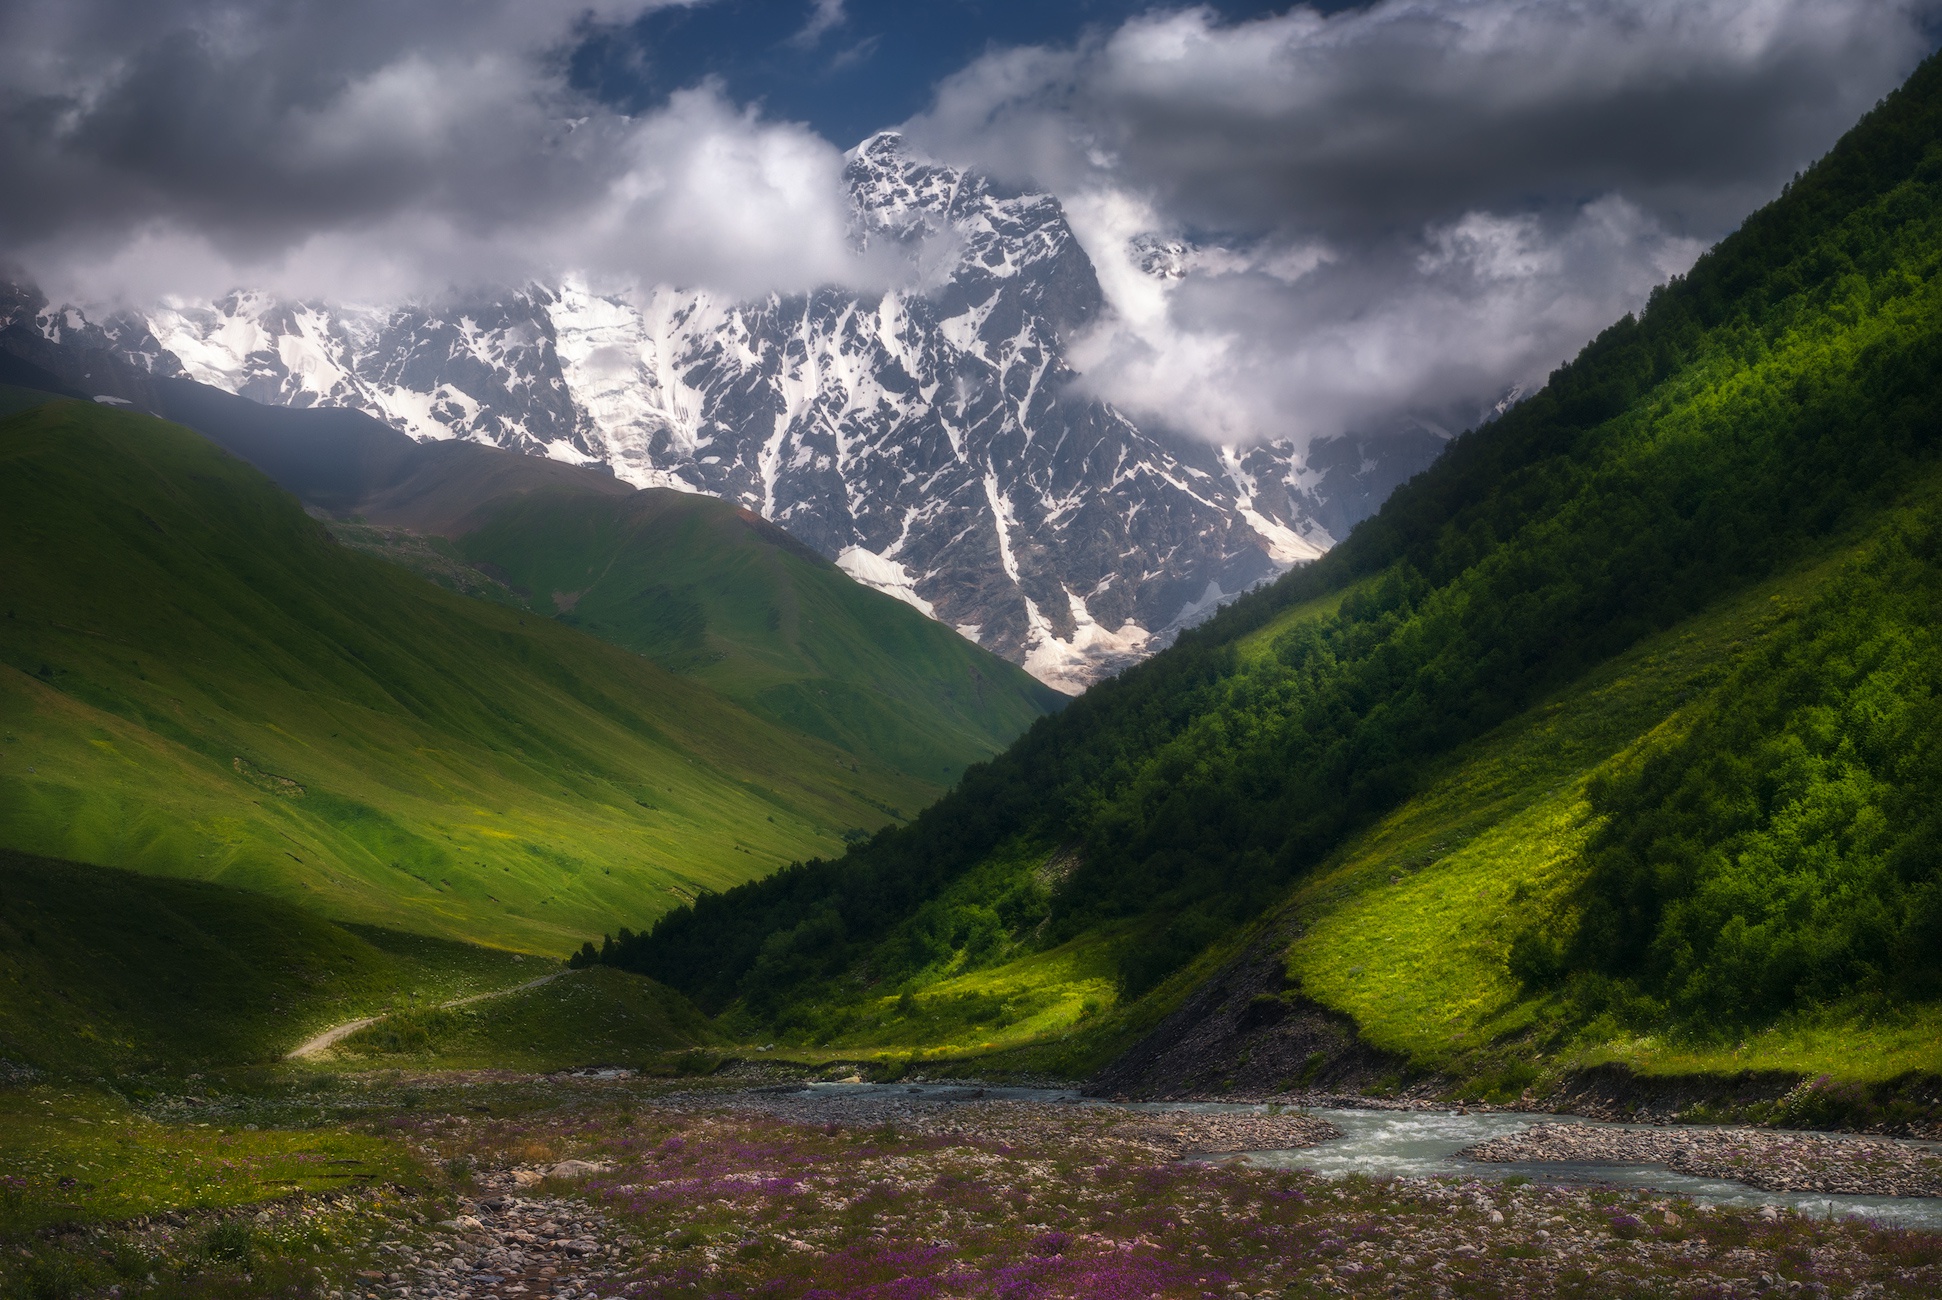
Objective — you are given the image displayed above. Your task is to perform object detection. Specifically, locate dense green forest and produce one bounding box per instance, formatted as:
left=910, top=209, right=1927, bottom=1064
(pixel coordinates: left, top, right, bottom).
left=1540, top=505, right=1942, bottom=1025
left=595, top=53, right=1942, bottom=1055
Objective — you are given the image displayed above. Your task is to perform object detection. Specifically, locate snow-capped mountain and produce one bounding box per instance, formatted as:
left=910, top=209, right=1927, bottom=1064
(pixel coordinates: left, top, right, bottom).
left=8, top=135, right=1444, bottom=691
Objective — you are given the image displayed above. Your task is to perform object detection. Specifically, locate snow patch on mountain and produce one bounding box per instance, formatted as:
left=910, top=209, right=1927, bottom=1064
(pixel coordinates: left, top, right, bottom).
left=30, top=133, right=1446, bottom=690
left=836, top=546, right=935, bottom=618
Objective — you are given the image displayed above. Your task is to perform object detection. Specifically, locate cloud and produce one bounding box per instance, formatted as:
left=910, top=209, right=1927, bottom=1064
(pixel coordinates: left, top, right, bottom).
left=0, top=0, right=866, bottom=304
left=907, top=0, right=1942, bottom=445
left=790, top=0, right=848, bottom=49
left=3, top=0, right=1937, bottom=448
left=1068, top=189, right=1704, bottom=444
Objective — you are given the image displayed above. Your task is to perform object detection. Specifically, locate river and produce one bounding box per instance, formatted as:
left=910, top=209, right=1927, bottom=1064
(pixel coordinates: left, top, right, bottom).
left=793, top=1082, right=1942, bottom=1231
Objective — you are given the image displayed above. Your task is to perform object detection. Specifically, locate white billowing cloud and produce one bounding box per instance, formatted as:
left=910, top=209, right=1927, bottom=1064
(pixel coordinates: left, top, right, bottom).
left=574, top=89, right=865, bottom=297
left=0, top=0, right=867, bottom=306
left=1065, top=188, right=1702, bottom=445
left=4, top=0, right=1938, bottom=448
left=908, top=0, right=1941, bottom=445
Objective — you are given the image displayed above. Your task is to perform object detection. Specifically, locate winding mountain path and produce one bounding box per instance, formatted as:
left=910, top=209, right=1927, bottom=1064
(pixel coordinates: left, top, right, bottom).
left=285, top=971, right=566, bottom=1060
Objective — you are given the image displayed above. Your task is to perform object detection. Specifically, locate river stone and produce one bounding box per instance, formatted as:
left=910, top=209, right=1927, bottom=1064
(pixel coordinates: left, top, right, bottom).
left=546, top=1160, right=604, bottom=1179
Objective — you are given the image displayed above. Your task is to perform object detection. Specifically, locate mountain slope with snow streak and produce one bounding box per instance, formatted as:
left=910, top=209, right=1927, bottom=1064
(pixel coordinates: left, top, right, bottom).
left=25, top=135, right=1442, bottom=690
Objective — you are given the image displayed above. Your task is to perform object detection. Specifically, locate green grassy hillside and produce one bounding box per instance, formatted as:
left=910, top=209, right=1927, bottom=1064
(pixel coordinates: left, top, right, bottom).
left=333, top=965, right=718, bottom=1069
left=446, top=489, right=1065, bottom=787
left=155, top=377, right=1061, bottom=789
left=0, top=400, right=944, bottom=951
left=592, top=51, right=1942, bottom=1086
left=1280, top=505, right=1942, bottom=1090
left=0, top=848, right=539, bottom=1074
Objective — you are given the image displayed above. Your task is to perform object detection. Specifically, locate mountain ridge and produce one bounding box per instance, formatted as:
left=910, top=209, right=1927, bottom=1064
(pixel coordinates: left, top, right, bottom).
left=584, top=50, right=1942, bottom=1095
left=2, top=134, right=1446, bottom=690
left=0, top=362, right=1063, bottom=790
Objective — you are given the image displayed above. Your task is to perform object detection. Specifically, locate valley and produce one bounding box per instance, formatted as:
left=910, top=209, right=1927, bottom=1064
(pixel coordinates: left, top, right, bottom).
left=0, top=397, right=1030, bottom=951
left=3, top=14, right=1942, bottom=1300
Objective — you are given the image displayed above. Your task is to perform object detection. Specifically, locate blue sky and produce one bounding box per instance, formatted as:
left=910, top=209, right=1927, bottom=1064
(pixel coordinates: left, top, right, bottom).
left=572, top=1, right=1365, bottom=146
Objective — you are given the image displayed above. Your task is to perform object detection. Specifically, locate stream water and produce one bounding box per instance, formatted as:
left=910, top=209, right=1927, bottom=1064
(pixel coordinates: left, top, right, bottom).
left=1244, top=1108, right=1942, bottom=1232
left=793, top=1083, right=1942, bottom=1231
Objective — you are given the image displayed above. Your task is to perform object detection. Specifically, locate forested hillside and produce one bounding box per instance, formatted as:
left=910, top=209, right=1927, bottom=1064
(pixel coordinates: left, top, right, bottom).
left=593, top=51, right=1942, bottom=1075
left=1542, top=503, right=1942, bottom=1027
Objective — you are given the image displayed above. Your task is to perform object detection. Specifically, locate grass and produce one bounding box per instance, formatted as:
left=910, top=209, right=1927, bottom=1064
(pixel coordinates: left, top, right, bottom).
left=333, top=966, right=719, bottom=1069
left=726, top=905, right=1255, bottom=1085
left=814, top=928, right=1130, bottom=1063
left=1230, top=581, right=1361, bottom=665
left=1278, top=516, right=1942, bottom=1088
left=449, top=487, right=1067, bottom=788
left=0, top=400, right=947, bottom=953
left=1570, top=1007, right=1942, bottom=1083
left=0, top=384, right=60, bottom=420
left=0, top=849, right=542, bottom=1075
left=0, top=1085, right=415, bottom=1234
left=324, top=521, right=527, bottom=610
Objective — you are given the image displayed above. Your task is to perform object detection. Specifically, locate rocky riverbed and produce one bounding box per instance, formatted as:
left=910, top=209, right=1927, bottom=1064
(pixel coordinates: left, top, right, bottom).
left=720, top=1085, right=1343, bottom=1158
left=341, top=1089, right=1942, bottom=1299
left=1463, top=1122, right=1942, bottom=1198
left=350, top=1177, right=628, bottom=1300
left=340, top=1103, right=1342, bottom=1299
left=10, top=1077, right=1941, bottom=1299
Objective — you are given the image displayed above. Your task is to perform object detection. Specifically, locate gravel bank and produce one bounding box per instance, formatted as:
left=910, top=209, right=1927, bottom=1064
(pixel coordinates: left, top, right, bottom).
left=1463, top=1122, right=1942, bottom=1198
left=713, top=1086, right=1342, bottom=1158
left=343, top=1176, right=630, bottom=1300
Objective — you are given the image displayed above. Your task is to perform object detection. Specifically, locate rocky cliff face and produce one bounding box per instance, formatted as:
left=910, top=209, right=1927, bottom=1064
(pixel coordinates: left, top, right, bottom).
left=9, top=135, right=1444, bottom=690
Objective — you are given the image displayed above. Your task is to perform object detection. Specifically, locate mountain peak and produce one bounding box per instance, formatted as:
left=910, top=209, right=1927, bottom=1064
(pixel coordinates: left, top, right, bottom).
left=3, top=133, right=1441, bottom=690
left=847, top=129, right=913, bottom=162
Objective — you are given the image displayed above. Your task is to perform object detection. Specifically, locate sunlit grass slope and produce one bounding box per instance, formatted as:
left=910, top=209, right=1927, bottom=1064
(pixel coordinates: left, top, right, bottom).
left=0, top=401, right=940, bottom=951
left=446, top=489, right=1066, bottom=787
left=1283, top=498, right=1942, bottom=1089
left=0, top=849, right=540, bottom=1074
left=804, top=929, right=1130, bottom=1060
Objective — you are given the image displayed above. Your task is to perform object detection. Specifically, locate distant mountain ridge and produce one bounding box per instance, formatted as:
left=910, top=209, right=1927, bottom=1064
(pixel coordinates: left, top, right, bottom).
left=2, top=134, right=1444, bottom=690
left=111, top=376, right=1065, bottom=789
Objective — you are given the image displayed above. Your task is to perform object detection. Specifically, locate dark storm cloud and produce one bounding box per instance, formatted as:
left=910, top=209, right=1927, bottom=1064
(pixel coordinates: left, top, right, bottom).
left=917, top=0, right=1937, bottom=235
left=1, top=0, right=1936, bottom=447
left=0, top=0, right=870, bottom=302
left=907, top=0, right=1942, bottom=444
